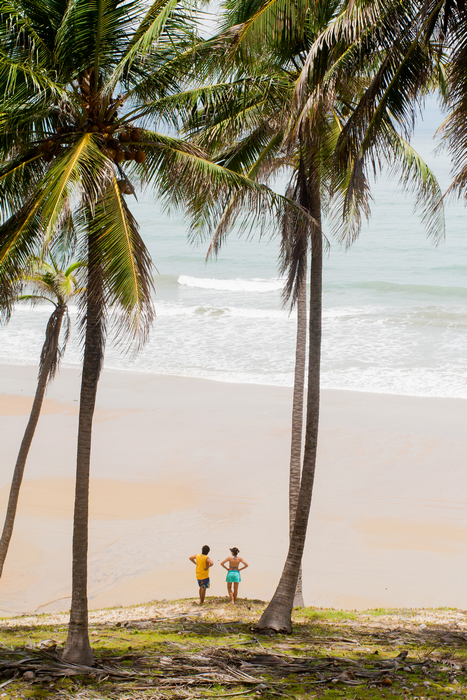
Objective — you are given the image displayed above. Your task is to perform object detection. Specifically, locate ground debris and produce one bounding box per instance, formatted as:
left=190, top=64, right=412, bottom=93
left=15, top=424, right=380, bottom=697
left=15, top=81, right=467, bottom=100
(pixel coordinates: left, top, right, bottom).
left=2, top=599, right=467, bottom=697
left=0, top=646, right=139, bottom=681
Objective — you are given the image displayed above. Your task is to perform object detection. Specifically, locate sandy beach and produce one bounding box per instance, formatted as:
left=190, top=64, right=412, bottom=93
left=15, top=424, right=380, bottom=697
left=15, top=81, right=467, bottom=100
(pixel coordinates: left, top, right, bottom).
left=0, top=363, right=466, bottom=616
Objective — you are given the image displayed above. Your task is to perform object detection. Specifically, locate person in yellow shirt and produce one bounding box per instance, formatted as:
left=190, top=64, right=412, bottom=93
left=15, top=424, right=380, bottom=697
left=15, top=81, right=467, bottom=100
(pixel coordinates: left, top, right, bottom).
left=189, top=545, right=214, bottom=604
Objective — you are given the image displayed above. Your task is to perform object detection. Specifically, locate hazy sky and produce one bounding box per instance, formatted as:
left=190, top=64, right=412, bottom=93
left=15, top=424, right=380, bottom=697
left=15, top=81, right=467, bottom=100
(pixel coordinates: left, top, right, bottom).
left=416, top=95, right=445, bottom=133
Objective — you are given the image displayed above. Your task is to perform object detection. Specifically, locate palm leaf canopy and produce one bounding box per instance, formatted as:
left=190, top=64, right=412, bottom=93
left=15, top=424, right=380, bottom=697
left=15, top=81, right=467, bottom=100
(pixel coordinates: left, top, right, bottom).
left=288, top=0, right=449, bottom=243
left=15, top=252, right=85, bottom=379
left=181, top=0, right=445, bottom=308
left=0, top=0, right=304, bottom=343
left=19, top=254, right=84, bottom=307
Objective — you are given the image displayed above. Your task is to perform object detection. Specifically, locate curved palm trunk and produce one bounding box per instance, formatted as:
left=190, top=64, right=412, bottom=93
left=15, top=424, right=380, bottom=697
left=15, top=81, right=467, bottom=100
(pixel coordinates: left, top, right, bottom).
left=289, top=267, right=307, bottom=608
left=63, top=234, right=103, bottom=666
left=257, top=165, right=322, bottom=632
left=0, top=305, right=65, bottom=577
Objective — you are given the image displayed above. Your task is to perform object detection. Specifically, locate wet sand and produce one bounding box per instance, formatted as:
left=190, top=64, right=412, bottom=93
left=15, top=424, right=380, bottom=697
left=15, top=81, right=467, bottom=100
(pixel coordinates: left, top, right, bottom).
left=0, top=364, right=466, bottom=615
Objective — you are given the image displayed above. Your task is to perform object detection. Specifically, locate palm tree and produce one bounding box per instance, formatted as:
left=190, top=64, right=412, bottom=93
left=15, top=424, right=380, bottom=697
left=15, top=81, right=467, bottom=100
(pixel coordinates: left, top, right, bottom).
left=184, top=0, right=446, bottom=631
left=257, top=0, right=446, bottom=632
left=0, top=0, right=303, bottom=663
left=180, top=59, right=324, bottom=613
left=0, top=255, right=83, bottom=577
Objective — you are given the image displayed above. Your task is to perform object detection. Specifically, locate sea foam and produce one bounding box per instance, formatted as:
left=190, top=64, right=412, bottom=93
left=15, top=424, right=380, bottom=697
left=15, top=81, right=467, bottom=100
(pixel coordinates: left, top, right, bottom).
left=177, top=275, right=284, bottom=292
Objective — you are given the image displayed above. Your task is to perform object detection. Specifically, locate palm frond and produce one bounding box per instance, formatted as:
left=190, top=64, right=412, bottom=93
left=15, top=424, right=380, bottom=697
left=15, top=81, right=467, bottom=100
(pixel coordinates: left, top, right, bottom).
left=38, top=133, right=109, bottom=252
left=83, top=176, right=155, bottom=348
left=105, top=0, right=192, bottom=92
left=0, top=151, right=45, bottom=221
left=220, top=0, right=310, bottom=65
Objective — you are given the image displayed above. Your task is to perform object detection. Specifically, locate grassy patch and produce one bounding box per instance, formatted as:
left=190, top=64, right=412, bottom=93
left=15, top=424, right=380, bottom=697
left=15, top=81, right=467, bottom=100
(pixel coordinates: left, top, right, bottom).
left=1, top=599, right=466, bottom=699
left=362, top=607, right=400, bottom=617
left=300, top=607, right=358, bottom=622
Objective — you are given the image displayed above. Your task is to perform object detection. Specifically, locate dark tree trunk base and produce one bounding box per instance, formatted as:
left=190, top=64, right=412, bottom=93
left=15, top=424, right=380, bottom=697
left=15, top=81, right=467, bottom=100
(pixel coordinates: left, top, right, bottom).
left=255, top=605, right=293, bottom=634
left=62, top=626, right=94, bottom=666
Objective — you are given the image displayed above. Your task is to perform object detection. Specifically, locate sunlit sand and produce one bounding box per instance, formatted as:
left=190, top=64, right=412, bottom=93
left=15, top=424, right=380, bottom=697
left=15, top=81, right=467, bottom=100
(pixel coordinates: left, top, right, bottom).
left=0, top=364, right=466, bottom=616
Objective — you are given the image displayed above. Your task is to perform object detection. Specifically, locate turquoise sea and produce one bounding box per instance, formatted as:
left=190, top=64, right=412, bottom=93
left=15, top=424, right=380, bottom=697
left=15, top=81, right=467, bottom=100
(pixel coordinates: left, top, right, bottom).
left=1, top=122, right=466, bottom=399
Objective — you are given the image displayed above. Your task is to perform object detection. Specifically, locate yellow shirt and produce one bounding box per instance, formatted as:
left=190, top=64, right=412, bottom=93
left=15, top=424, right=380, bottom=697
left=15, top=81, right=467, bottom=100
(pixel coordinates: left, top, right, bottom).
left=195, top=554, right=210, bottom=579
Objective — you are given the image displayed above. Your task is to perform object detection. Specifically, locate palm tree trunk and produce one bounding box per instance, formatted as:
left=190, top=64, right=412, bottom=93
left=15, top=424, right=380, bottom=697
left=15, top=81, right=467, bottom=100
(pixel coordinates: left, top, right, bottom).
left=289, top=267, right=307, bottom=608
left=62, top=234, right=103, bottom=666
left=256, top=164, right=322, bottom=632
left=0, top=305, right=65, bottom=577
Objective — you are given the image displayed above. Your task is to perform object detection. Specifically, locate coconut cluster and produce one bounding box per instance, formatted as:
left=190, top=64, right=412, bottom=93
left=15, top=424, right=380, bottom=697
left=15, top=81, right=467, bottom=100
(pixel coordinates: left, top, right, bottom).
left=96, top=125, right=147, bottom=164
left=37, top=123, right=147, bottom=166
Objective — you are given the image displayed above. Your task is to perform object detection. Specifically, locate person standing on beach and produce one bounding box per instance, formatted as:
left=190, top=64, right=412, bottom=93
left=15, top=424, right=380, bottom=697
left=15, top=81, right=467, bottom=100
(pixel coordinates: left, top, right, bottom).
left=189, top=545, right=213, bottom=605
left=221, top=547, right=248, bottom=605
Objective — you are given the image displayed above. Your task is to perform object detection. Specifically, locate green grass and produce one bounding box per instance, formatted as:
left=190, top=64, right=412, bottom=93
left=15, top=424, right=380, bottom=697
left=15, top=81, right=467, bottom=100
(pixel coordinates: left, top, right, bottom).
left=0, top=599, right=466, bottom=699
left=300, top=607, right=358, bottom=621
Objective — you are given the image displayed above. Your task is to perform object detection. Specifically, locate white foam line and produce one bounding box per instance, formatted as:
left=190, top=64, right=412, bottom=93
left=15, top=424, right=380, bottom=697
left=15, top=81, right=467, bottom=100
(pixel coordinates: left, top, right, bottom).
left=177, top=275, right=285, bottom=292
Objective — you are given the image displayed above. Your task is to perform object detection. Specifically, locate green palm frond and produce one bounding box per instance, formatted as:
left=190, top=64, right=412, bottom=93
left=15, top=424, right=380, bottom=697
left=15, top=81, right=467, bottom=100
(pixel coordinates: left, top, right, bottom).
left=37, top=133, right=108, bottom=252
left=0, top=152, right=45, bottom=219
left=203, top=130, right=285, bottom=258
left=17, top=293, right=57, bottom=306
left=105, top=0, right=189, bottom=91
left=11, top=251, right=84, bottom=379
left=220, top=0, right=310, bottom=65
left=437, top=8, right=467, bottom=210
left=83, top=176, right=155, bottom=347
left=387, top=129, right=445, bottom=243
left=0, top=0, right=54, bottom=66
left=54, top=0, right=139, bottom=79
left=21, top=254, right=84, bottom=304
left=0, top=198, right=46, bottom=290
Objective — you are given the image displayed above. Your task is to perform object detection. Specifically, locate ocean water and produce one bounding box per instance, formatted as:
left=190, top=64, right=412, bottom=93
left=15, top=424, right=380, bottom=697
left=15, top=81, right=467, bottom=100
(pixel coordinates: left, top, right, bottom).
left=1, top=130, right=466, bottom=398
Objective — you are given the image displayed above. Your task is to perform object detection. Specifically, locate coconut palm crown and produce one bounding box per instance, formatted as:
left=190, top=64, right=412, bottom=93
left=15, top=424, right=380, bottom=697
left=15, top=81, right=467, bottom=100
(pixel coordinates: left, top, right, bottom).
left=0, top=0, right=301, bottom=302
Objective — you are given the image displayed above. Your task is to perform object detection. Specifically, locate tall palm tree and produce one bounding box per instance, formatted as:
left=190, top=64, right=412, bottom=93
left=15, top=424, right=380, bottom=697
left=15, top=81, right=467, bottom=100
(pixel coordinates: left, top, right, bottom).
left=181, top=54, right=326, bottom=612
left=184, top=0, right=446, bottom=631
left=0, top=255, right=83, bottom=577
left=0, top=0, right=303, bottom=663
left=257, top=0, right=446, bottom=632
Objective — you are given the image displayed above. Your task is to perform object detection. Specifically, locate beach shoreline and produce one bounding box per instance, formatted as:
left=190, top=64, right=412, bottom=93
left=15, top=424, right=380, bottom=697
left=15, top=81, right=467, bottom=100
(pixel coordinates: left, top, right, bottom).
left=0, top=363, right=466, bottom=616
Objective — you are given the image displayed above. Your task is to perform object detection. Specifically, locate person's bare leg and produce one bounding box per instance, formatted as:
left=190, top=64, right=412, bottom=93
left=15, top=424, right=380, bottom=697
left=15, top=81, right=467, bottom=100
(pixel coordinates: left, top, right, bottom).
left=199, top=586, right=206, bottom=605
left=233, top=582, right=239, bottom=604
left=227, top=582, right=234, bottom=604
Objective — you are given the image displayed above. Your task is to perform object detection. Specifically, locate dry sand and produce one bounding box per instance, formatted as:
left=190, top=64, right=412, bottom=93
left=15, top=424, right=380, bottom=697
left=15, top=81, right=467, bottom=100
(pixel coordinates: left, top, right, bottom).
left=0, top=364, right=466, bottom=616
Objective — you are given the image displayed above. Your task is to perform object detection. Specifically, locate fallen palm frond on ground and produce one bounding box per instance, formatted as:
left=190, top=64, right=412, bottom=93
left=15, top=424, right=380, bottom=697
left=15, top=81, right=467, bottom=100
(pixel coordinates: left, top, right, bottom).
left=0, top=598, right=466, bottom=698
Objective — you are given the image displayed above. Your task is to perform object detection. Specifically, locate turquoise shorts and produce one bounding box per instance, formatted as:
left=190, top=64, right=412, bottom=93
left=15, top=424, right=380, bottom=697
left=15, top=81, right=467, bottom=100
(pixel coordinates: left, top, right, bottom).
left=226, top=570, right=241, bottom=583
